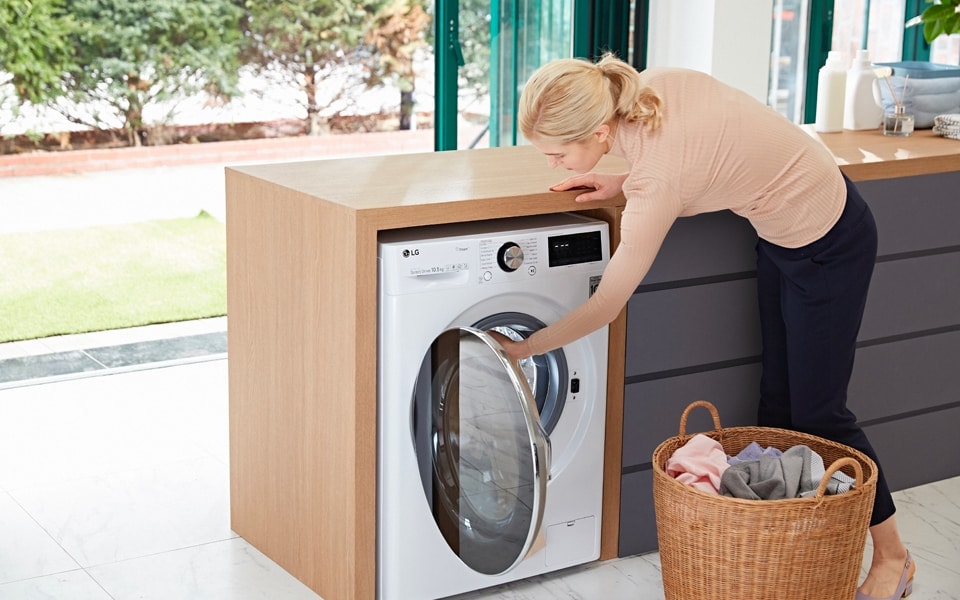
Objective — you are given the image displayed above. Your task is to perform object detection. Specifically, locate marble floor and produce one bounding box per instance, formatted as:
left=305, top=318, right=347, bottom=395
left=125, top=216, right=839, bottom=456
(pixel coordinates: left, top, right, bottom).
left=1, top=323, right=958, bottom=599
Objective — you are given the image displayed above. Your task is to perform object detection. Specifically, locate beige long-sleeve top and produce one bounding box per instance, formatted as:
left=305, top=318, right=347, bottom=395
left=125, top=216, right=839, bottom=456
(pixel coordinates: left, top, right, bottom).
left=523, top=67, right=846, bottom=357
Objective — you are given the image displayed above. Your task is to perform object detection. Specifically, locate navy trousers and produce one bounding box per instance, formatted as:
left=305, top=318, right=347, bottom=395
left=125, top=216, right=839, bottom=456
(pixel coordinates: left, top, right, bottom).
left=755, top=173, right=894, bottom=526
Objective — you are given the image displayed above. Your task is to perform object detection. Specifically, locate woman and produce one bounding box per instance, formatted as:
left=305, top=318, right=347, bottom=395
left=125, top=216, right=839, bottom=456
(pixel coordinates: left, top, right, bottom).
left=497, top=54, right=914, bottom=599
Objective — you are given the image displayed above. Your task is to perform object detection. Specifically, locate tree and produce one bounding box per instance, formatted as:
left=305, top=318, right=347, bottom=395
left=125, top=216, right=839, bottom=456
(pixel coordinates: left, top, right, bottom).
left=0, top=0, right=77, bottom=107
left=240, top=0, right=389, bottom=135
left=365, top=0, right=430, bottom=130
left=59, top=0, right=245, bottom=145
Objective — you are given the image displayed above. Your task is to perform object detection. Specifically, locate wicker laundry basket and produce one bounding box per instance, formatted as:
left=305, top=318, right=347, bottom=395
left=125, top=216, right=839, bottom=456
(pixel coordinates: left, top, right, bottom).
left=652, top=400, right=878, bottom=600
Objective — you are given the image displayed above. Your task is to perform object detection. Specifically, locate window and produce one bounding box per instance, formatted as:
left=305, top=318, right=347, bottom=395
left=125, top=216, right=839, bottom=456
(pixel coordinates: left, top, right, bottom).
left=771, top=0, right=811, bottom=122
left=775, top=0, right=958, bottom=124
left=931, top=33, right=960, bottom=64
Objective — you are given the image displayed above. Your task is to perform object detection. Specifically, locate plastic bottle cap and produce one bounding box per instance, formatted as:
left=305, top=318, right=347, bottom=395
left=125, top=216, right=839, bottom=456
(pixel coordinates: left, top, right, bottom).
left=825, top=51, right=845, bottom=69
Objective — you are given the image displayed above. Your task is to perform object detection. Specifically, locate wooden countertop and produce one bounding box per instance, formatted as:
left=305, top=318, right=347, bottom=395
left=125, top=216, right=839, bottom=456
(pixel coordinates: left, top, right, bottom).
left=801, top=126, right=960, bottom=181
left=227, top=126, right=959, bottom=224
left=227, top=145, right=628, bottom=230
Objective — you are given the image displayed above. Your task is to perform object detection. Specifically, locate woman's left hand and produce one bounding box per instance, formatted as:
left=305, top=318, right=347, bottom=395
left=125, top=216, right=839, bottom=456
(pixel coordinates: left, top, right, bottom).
left=550, top=172, right=628, bottom=202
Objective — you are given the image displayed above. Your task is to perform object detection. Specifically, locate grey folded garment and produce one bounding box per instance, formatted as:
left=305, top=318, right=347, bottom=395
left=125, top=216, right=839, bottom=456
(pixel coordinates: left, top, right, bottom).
left=719, top=444, right=856, bottom=500
left=801, top=449, right=856, bottom=498
left=727, top=441, right=783, bottom=465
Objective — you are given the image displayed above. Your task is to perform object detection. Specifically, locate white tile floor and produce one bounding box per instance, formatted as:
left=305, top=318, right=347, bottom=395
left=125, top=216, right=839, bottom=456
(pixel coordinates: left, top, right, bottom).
left=1, top=332, right=958, bottom=600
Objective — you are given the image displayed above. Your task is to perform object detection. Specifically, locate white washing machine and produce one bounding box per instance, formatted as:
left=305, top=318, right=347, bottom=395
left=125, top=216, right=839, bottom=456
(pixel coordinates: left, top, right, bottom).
left=377, top=212, right=610, bottom=599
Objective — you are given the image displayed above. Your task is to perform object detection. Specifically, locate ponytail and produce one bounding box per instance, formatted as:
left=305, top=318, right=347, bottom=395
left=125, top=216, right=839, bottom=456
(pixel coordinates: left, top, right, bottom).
left=595, top=53, right=663, bottom=130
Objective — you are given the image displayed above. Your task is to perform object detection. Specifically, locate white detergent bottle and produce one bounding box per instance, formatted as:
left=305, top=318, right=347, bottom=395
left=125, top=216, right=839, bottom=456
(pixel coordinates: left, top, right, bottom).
left=844, top=49, right=883, bottom=130
left=815, top=51, right=846, bottom=132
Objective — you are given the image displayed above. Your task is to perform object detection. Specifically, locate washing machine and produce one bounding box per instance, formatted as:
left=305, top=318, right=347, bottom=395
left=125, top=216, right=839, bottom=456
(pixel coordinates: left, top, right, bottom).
left=377, top=212, right=610, bottom=599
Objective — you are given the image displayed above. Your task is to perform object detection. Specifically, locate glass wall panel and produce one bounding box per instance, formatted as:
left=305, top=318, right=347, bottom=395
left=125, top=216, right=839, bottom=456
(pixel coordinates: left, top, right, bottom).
left=435, top=0, right=576, bottom=150
left=770, top=0, right=811, bottom=122
left=491, top=1, right=574, bottom=146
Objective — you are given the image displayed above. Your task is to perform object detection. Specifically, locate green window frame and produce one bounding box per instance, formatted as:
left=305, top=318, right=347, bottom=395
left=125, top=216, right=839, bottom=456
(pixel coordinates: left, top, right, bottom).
left=433, top=0, right=627, bottom=151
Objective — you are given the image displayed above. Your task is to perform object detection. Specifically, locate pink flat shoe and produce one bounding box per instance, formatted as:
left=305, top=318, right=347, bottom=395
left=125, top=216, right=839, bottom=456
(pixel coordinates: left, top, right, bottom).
left=856, top=551, right=914, bottom=600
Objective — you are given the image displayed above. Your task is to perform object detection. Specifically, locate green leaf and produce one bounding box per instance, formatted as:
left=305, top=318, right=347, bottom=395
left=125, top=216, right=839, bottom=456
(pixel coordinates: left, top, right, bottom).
left=945, top=12, right=960, bottom=34
left=916, top=0, right=960, bottom=42
left=924, top=18, right=942, bottom=43
left=923, top=3, right=956, bottom=19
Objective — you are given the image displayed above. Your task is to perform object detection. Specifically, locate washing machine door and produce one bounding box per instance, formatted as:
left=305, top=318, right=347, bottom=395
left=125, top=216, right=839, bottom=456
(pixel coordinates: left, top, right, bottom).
left=413, top=327, right=551, bottom=576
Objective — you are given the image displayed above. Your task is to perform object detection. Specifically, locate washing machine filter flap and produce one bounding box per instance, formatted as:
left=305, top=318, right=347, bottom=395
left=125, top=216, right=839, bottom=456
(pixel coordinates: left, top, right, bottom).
left=413, top=326, right=551, bottom=575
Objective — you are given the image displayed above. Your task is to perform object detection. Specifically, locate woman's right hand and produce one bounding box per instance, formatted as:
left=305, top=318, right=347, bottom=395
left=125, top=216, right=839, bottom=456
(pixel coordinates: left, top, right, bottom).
left=550, top=172, right=628, bottom=203
left=487, top=330, right=532, bottom=363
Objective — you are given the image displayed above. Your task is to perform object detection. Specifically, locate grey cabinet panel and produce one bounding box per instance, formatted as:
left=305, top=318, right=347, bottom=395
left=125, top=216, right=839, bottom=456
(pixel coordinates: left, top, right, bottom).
left=849, top=331, right=960, bottom=422
left=621, top=332, right=960, bottom=470
left=625, top=280, right=761, bottom=378
left=641, top=211, right=758, bottom=286
left=617, top=172, right=960, bottom=558
left=618, top=470, right=659, bottom=556
left=860, top=253, right=960, bottom=341
left=862, top=406, right=960, bottom=491
left=857, top=172, right=960, bottom=256
left=621, top=364, right=762, bottom=468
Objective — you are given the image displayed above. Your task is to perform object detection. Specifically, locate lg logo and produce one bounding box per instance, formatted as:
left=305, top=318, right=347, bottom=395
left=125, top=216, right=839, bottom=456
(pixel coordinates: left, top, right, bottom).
left=402, top=248, right=420, bottom=258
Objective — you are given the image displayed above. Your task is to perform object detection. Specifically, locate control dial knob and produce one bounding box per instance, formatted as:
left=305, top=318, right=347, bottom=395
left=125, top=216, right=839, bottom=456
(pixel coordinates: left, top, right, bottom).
left=497, top=242, right=524, bottom=272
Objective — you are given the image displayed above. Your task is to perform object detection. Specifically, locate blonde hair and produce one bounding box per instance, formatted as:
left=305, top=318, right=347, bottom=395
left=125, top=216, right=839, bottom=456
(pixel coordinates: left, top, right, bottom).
left=518, top=53, right=662, bottom=145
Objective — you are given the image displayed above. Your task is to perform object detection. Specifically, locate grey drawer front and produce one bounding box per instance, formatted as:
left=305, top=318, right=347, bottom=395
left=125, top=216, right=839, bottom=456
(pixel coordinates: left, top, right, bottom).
left=858, top=171, right=960, bottom=256
left=618, top=470, right=658, bottom=556
left=625, top=279, right=761, bottom=378
left=862, top=406, right=960, bottom=491
left=621, top=363, right=762, bottom=469
left=849, top=330, right=960, bottom=422
left=641, top=211, right=758, bottom=286
left=860, top=253, right=960, bottom=341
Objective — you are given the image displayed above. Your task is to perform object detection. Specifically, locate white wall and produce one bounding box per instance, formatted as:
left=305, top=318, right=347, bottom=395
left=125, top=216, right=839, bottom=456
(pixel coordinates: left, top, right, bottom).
left=647, top=0, right=774, bottom=103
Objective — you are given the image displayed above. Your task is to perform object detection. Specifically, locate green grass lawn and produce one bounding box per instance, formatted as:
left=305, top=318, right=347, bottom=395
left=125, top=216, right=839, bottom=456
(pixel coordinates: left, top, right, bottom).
left=0, top=211, right=226, bottom=343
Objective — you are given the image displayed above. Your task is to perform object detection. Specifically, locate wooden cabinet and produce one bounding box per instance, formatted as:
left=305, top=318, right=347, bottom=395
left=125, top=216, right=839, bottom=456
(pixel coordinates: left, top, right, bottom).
left=226, top=146, right=627, bottom=600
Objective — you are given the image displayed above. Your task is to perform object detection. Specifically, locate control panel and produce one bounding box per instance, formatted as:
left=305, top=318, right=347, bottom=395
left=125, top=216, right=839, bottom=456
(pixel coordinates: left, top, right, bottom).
left=379, top=214, right=608, bottom=296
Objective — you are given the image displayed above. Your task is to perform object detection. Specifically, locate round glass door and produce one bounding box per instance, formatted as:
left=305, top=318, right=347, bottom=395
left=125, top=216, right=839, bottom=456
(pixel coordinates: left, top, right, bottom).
left=412, top=327, right=550, bottom=575
left=471, top=312, right=568, bottom=435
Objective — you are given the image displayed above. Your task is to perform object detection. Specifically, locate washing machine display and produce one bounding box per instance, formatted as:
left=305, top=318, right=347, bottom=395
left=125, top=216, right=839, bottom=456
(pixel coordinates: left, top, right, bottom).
left=378, top=213, right=610, bottom=600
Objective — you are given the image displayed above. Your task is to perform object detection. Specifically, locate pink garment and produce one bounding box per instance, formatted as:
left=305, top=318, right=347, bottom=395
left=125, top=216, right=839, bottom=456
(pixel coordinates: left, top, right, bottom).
left=665, top=433, right=730, bottom=494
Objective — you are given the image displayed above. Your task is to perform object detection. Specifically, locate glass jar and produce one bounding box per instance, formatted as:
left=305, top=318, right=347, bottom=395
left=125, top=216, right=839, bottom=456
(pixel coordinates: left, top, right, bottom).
left=883, top=105, right=914, bottom=137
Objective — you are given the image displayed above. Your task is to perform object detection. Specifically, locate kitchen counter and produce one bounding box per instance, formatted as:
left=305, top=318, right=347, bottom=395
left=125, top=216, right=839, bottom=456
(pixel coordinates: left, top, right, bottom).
left=226, top=127, right=960, bottom=600
left=804, top=126, right=960, bottom=181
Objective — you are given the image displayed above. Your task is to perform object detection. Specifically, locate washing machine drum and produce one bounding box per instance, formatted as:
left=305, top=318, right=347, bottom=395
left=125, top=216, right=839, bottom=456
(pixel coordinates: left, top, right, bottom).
left=411, top=320, right=559, bottom=575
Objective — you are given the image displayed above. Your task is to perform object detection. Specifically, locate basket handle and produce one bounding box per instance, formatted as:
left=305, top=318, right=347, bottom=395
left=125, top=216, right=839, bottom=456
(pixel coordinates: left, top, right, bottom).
left=814, top=456, right=864, bottom=499
left=678, top=400, right=723, bottom=437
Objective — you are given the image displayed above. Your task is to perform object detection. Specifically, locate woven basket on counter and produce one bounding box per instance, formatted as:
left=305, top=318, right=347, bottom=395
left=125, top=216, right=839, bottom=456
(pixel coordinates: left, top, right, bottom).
left=652, top=400, right=878, bottom=600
